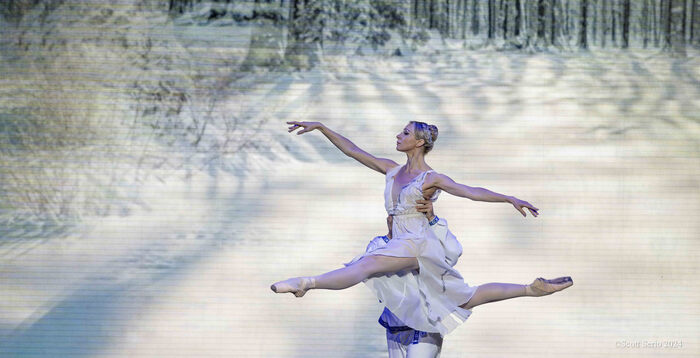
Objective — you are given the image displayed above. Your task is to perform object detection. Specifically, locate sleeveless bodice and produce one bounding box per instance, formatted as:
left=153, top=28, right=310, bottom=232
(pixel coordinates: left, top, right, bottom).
left=384, top=164, right=441, bottom=217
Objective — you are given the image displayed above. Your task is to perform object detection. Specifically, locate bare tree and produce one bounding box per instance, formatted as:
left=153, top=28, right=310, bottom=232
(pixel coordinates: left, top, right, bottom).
left=692, top=0, right=699, bottom=45
left=667, top=0, right=687, bottom=55
left=580, top=0, right=589, bottom=49
left=160, top=0, right=700, bottom=58
left=622, top=0, right=630, bottom=47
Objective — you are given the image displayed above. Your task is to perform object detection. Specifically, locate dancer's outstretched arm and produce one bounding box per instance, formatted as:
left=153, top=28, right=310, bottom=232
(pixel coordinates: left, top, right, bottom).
left=287, top=121, right=398, bottom=174
left=426, top=173, right=539, bottom=218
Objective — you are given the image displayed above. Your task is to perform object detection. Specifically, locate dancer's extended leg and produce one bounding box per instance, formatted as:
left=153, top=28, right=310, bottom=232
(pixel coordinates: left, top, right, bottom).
left=460, top=277, right=573, bottom=310
left=315, top=255, right=419, bottom=289
left=271, top=255, right=419, bottom=296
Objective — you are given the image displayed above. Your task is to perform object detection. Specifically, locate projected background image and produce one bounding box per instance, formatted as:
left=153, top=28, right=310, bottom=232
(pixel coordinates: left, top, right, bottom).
left=1, top=1, right=698, bottom=357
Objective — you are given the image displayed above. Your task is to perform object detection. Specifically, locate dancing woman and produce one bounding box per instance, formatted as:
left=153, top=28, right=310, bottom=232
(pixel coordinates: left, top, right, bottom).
left=272, top=121, right=573, bottom=336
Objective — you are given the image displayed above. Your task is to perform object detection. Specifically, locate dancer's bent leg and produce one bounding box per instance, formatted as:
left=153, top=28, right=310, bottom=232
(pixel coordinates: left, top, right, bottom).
left=315, top=255, right=419, bottom=290
left=271, top=255, right=419, bottom=296
left=460, top=277, right=573, bottom=310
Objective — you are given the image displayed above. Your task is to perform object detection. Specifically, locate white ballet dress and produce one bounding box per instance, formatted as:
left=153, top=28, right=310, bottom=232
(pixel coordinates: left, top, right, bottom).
left=345, top=164, right=478, bottom=336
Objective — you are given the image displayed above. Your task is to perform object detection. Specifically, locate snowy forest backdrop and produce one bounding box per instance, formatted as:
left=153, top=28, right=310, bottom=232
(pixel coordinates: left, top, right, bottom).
left=1, top=1, right=699, bottom=357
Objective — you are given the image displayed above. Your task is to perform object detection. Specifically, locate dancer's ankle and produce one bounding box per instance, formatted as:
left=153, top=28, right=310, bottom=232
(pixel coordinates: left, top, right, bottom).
left=304, top=276, right=317, bottom=290
left=524, top=283, right=535, bottom=297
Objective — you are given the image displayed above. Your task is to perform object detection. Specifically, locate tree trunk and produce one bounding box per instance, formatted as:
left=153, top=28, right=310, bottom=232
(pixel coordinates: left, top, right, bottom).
left=549, top=0, right=556, bottom=46
left=641, top=0, right=651, bottom=48
left=522, top=0, right=538, bottom=48
left=537, top=0, right=545, bottom=42
left=496, top=0, right=504, bottom=40
left=669, top=0, right=687, bottom=55
left=563, top=0, right=570, bottom=40
left=590, top=0, right=597, bottom=42
left=502, top=0, right=514, bottom=40
left=446, top=0, right=451, bottom=36
left=486, top=0, right=496, bottom=39
left=472, top=0, right=480, bottom=35
left=652, top=0, right=659, bottom=46
left=622, top=0, right=630, bottom=47
left=692, top=0, right=699, bottom=45
left=662, top=0, right=671, bottom=48
left=515, top=0, right=522, bottom=36
left=580, top=0, right=589, bottom=49
left=602, top=0, right=609, bottom=47
left=461, top=0, right=468, bottom=39
left=612, top=0, right=618, bottom=46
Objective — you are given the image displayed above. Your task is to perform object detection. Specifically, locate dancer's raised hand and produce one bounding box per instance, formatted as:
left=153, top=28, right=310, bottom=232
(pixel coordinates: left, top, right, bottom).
left=287, top=121, right=322, bottom=135
left=509, top=197, right=539, bottom=217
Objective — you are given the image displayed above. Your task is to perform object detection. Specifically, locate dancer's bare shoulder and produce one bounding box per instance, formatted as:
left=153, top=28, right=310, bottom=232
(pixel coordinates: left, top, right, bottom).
left=378, top=159, right=401, bottom=174
left=423, top=172, right=459, bottom=192
left=348, top=152, right=399, bottom=174
left=423, top=172, right=481, bottom=200
left=422, top=171, right=441, bottom=192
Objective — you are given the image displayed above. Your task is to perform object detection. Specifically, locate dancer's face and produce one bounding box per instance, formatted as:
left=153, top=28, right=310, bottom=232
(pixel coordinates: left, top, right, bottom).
left=395, top=123, right=423, bottom=152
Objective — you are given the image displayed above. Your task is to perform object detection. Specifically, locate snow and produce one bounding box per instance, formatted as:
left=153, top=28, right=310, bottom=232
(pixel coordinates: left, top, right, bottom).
left=1, top=13, right=699, bottom=358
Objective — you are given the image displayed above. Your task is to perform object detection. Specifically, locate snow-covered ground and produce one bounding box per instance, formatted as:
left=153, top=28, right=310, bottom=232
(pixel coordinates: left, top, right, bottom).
left=1, top=31, right=699, bottom=357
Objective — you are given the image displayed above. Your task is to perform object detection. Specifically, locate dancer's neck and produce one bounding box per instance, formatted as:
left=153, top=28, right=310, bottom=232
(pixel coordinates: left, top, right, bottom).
left=404, top=150, right=429, bottom=173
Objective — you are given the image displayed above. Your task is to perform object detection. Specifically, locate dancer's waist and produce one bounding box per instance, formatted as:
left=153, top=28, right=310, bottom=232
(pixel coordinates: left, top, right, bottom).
left=389, top=212, right=426, bottom=218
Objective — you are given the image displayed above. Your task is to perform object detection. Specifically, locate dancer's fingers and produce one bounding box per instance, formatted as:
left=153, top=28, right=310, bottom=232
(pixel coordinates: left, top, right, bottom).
left=288, top=124, right=300, bottom=131
left=415, top=199, right=430, bottom=212
left=415, top=199, right=430, bottom=210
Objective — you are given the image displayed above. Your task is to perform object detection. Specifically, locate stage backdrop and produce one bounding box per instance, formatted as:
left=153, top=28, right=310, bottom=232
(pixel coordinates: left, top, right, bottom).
left=1, top=1, right=698, bottom=357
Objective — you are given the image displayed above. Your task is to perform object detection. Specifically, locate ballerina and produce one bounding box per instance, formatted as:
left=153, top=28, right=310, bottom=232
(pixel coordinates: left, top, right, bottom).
left=272, top=120, right=572, bottom=336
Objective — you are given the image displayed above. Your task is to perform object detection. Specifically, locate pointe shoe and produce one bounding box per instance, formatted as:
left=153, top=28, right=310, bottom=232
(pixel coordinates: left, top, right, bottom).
left=526, top=276, right=573, bottom=297
left=270, top=277, right=316, bottom=297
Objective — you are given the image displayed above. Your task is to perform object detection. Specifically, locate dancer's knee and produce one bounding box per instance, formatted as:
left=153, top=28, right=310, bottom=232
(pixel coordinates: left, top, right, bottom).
left=360, top=255, right=418, bottom=276
left=357, top=255, right=384, bottom=276
left=460, top=285, right=483, bottom=310
left=460, top=300, right=475, bottom=311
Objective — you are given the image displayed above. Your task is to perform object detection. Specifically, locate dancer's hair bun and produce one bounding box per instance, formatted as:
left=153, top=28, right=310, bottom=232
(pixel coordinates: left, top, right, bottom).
left=410, top=121, right=439, bottom=154
left=428, top=125, right=438, bottom=143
